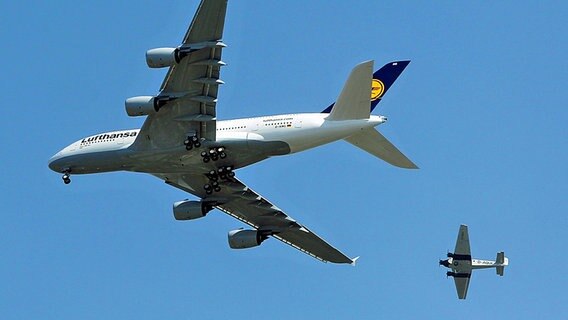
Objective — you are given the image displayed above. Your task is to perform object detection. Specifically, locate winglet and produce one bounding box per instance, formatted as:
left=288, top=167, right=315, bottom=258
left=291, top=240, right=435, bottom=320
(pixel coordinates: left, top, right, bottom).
left=351, top=256, right=360, bottom=266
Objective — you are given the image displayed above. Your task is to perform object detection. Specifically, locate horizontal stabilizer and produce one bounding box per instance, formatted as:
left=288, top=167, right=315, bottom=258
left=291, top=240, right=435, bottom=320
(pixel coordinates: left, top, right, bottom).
left=321, top=60, right=410, bottom=114
left=496, top=252, right=507, bottom=276
left=344, top=128, right=418, bottom=169
left=326, top=61, right=373, bottom=121
left=496, top=266, right=505, bottom=276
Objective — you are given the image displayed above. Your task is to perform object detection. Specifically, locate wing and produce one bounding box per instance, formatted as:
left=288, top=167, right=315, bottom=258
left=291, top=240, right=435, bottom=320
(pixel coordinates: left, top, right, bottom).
left=454, top=224, right=471, bottom=257
left=453, top=273, right=472, bottom=300
left=133, top=0, right=228, bottom=151
left=160, top=173, right=357, bottom=264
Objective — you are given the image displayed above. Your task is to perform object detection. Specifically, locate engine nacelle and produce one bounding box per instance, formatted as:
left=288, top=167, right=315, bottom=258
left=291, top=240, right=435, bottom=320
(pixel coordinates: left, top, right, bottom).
left=146, top=47, right=181, bottom=68
left=228, top=229, right=267, bottom=249
left=125, top=96, right=158, bottom=117
left=439, top=259, right=450, bottom=268
left=173, top=200, right=213, bottom=221
left=125, top=95, right=175, bottom=117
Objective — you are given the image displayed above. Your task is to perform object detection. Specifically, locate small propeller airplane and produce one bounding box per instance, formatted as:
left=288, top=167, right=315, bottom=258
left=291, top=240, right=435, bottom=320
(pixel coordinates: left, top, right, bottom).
left=440, top=224, right=509, bottom=299
left=48, top=0, right=417, bottom=264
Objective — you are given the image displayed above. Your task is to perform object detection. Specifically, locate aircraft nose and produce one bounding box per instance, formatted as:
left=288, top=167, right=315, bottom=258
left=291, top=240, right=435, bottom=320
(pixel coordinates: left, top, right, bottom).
left=48, top=152, right=65, bottom=173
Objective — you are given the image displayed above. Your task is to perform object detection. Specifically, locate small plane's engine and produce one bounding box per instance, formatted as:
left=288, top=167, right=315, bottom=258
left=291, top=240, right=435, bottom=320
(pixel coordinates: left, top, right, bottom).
left=227, top=229, right=268, bottom=249
left=125, top=96, right=174, bottom=117
left=173, top=200, right=213, bottom=221
left=145, top=47, right=181, bottom=68
left=439, top=259, right=450, bottom=268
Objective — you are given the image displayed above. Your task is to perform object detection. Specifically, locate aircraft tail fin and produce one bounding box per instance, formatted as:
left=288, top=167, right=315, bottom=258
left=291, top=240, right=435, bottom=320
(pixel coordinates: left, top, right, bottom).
left=322, top=60, right=410, bottom=115
left=496, top=251, right=507, bottom=276
left=344, top=128, right=418, bottom=169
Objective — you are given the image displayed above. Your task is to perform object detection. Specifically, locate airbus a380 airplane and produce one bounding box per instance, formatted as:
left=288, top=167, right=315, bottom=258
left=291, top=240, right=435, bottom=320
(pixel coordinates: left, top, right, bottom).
left=48, top=0, right=417, bottom=264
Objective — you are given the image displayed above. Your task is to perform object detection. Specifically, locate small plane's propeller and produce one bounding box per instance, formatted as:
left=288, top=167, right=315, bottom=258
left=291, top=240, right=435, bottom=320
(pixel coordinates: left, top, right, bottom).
left=439, top=256, right=450, bottom=268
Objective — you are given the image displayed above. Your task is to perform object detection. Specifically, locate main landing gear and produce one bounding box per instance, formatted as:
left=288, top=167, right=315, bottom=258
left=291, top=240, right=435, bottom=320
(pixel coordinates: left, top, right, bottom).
left=184, top=135, right=201, bottom=150
left=200, top=146, right=227, bottom=163
left=62, top=172, right=71, bottom=184
left=203, top=166, right=235, bottom=195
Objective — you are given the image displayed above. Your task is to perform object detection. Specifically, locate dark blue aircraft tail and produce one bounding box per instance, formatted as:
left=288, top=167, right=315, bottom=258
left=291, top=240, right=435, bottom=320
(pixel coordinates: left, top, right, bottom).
left=321, top=60, right=410, bottom=114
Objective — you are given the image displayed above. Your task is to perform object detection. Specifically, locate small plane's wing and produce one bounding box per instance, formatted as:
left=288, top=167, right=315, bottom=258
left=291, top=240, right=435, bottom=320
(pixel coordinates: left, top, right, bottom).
left=159, top=173, right=357, bottom=264
left=454, top=224, right=471, bottom=257
left=133, top=0, right=227, bottom=151
left=453, top=273, right=472, bottom=300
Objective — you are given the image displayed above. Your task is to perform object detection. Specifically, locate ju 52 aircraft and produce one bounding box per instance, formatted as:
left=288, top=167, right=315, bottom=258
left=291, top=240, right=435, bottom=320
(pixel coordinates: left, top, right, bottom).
left=440, top=224, right=509, bottom=299
left=48, top=0, right=417, bottom=264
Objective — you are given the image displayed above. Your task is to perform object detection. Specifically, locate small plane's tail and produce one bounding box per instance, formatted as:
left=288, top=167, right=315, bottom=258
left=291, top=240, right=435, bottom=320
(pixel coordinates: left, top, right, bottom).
left=321, top=60, right=410, bottom=115
left=496, top=251, right=508, bottom=276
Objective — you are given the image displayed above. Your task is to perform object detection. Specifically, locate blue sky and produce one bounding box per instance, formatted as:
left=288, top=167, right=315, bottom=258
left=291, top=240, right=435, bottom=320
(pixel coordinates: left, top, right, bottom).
left=2, top=0, right=567, bottom=318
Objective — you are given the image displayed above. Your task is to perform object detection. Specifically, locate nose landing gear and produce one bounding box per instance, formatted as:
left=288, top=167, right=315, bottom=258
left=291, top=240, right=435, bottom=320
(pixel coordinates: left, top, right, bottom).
left=62, top=172, right=71, bottom=184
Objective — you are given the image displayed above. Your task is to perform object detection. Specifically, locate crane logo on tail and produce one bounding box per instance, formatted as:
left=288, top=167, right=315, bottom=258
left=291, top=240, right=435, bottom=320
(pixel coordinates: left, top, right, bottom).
left=371, top=79, right=385, bottom=101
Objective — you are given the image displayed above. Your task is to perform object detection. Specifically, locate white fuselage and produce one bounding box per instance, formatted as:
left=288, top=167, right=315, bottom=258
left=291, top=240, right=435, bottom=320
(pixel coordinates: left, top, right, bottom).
left=445, top=257, right=507, bottom=273
left=48, top=113, right=386, bottom=175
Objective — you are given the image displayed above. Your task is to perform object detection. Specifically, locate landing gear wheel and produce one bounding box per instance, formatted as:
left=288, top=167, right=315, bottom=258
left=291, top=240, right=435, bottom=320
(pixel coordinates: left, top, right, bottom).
left=62, top=173, right=71, bottom=184
left=228, top=171, right=235, bottom=178
left=213, top=186, right=221, bottom=192
left=219, top=152, right=227, bottom=159
left=203, top=157, right=210, bottom=163
left=185, top=135, right=201, bottom=150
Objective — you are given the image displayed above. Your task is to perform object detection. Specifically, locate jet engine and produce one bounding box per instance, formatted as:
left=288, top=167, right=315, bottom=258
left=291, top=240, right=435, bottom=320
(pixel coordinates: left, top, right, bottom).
left=125, top=96, right=174, bottom=117
left=228, top=229, right=268, bottom=249
left=145, top=47, right=181, bottom=68
left=173, top=200, right=213, bottom=221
